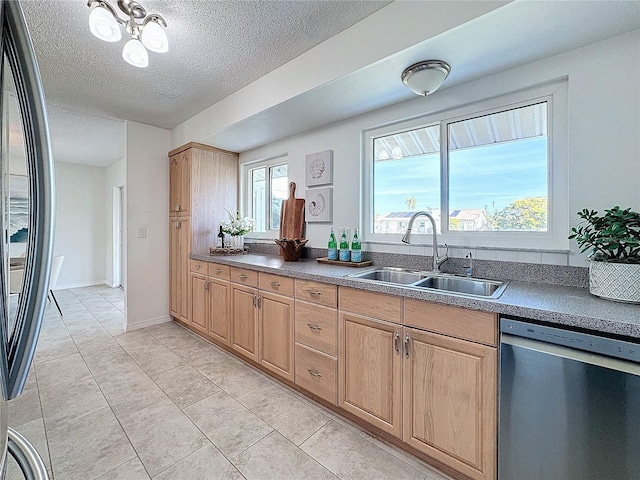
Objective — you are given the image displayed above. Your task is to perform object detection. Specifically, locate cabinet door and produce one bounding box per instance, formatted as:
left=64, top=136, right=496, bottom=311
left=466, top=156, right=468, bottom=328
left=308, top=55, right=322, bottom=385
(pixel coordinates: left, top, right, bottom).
left=259, top=291, right=294, bottom=381
left=209, top=278, right=231, bottom=346
left=339, top=312, right=402, bottom=438
left=231, top=283, right=258, bottom=361
left=190, top=273, right=208, bottom=333
left=169, top=217, right=190, bottom=321
left=403, top=327, right=497, bottom=480
left=169, top=153, right=181, bottom=215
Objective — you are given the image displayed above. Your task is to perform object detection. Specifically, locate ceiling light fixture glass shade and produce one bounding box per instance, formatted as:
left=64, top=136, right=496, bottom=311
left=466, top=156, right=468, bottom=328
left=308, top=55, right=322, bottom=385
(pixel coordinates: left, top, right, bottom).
left=141, top=17, right=168, bottom=53
left=87, top=0, right=168, bottom=67
left=122, top=38, right=148, bottom=67
left=401, top=60, right=451, bottom=96
left=89, top=4, right=121, bottom=42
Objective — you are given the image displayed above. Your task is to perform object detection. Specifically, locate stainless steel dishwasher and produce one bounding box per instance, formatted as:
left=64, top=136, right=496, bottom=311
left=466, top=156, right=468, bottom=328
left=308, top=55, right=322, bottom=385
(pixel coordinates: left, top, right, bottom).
left=499, top=317, right=640, bottom=480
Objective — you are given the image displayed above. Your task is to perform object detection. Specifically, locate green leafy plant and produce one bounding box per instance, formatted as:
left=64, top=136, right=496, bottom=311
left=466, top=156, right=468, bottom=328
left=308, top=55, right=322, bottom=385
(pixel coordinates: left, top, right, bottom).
left=569, top=206, right=640, bottom=264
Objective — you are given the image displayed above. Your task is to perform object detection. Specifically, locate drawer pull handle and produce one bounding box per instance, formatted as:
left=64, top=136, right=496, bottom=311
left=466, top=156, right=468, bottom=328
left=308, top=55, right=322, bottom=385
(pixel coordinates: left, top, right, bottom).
left=174, top=204, right=180, bottom=212
left=204, top=280, right=210, bottom=291
left=404, top=333, right=411, bottom=359
left=175, top=221, right=181, bottom=229
left=195, top=264, right=201, bottom=270
left=307, top=369, right=322, bottom=378
left=239, top=274, right=248, bottom=280
left=307, top=290, right=322, bottom=297
left=307, top=323, right=322, bottom=332
left=214, top=268, right=222, bottom=274
left=394, top=331, right=400, bottom=355
left=270, top=281, right=281, bottom=288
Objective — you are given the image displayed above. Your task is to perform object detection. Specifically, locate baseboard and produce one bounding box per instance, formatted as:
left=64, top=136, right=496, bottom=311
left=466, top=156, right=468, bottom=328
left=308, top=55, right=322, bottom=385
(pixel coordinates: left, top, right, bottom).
left=55, top=280, right=109, bottom=290
left=125, top=314, right=171, bottom=332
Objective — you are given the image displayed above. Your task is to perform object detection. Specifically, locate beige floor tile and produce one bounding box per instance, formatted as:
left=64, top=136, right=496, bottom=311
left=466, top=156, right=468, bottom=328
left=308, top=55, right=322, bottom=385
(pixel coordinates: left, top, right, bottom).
left=153, top=443, right=240, bottom=480
left=233, top=431, right=337, bottom=480
left=198, top=358, right=270, bottom=400
left=47, top=407, right=136, bottom=479
left=128, top=344, right=185, bottom=375
left=170, top=339, right=231, bottom=368
left=99, top=369, right=168, bottom=418
left=84, top=348, right=143, bottom=384
left=75, top=335, right=124, bottom=362
left=35, top=339, right=77, bottom=366
left=151, top=364, right=221, bottom=408
left=301, top=421, right=426, bottom=480
left=5, top=417, right=52, bottom=480
left=7, top=382, right=42, bottom=428
left=34, top=352, right=92, bottom=391
left=40, top=376, right=109, bottom=428
left=97, top=457, right=151, bottom=480
left=115, top=330, right=161, bottom=352
left=118, top=399, right=209, bottom=477
left=185, top=392, right=273, bottom=459
left=240, top=384, right=330, bottom=445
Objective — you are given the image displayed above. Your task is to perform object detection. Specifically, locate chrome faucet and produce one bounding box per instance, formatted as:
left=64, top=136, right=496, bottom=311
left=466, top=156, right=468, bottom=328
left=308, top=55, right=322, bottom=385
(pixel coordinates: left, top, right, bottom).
left=401, top=211, right=448, bottom=272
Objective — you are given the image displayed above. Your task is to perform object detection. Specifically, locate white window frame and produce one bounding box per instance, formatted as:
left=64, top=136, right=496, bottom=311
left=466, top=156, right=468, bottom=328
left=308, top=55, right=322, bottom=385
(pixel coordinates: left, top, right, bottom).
left=363, top=81, right=568, bottom=251
left=241, top=155, right=288, bottom=239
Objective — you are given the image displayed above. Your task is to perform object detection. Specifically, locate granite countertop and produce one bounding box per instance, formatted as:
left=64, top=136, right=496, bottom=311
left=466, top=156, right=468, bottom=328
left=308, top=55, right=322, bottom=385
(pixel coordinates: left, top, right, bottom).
left=191, top=253, right=640, bottom=339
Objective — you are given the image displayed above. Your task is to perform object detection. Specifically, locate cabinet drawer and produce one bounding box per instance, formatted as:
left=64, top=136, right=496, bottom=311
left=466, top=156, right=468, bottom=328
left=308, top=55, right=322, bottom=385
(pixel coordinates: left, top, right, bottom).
left=230, top=267, right=259, bottom=287
left=404, top=298, right=497, bottom=346
left=295, top=279, right=337, bottom=308
left=259, top=273, right=294, bottom=297
left=339, top=287, right=402, bottom=324
left=190, top=259, right=208, bottom=274
left=295, top=343, right=337, bottom=405
left=295, top=300, right=337, bottom=356
left=209, top=263, right=230, bottom=280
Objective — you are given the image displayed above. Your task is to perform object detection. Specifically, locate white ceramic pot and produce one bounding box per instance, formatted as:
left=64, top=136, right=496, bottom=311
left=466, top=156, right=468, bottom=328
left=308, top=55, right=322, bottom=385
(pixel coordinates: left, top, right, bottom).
left=588, top=260, right=640, bottom=304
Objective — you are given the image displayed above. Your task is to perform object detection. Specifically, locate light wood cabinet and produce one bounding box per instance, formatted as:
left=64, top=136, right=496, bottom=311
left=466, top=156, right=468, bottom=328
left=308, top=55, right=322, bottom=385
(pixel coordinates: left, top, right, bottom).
left=295, top=343, right=337, bottom=404
left=168, top=142, right=238, bottom=325
left=190, top=272, right=208, bottom=333
left=403, top=327, right=496, bottom=480
left=259, top=291, right=294, bottom=381
left=231, top=283, right=259, bottom=361
left=208, top=278, right=231, bottom=346
left=339, top=311, right=403, bottom=438
left=169, top=217, right=190, bottom=322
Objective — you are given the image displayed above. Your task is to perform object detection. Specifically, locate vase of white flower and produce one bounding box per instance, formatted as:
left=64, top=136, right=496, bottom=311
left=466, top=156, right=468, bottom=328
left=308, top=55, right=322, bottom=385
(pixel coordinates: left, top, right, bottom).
left=220, top=210, right=254, bottom=250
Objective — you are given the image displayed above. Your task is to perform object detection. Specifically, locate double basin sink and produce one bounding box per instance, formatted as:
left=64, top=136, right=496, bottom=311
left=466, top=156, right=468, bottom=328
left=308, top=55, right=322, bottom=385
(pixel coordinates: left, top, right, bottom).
left=346, top=267, right=508, bottom=299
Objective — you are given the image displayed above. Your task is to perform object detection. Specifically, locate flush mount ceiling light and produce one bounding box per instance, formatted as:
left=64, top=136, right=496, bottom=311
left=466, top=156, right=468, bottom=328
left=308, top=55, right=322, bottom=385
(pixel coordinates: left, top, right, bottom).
left=401, top=60, right=451, bottom=96
left=87, top=0, right=168, bottom=68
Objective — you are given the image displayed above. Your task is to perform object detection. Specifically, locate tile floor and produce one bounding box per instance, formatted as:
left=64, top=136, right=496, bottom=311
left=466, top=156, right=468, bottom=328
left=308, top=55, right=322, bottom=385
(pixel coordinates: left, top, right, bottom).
left=6, top=285, right=452, bottom=480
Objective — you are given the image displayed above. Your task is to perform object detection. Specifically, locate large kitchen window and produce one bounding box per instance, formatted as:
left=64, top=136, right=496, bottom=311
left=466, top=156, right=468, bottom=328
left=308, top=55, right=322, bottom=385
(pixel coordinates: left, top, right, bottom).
left=365, top=82, right=568, bottom=250
left=246, top=158, right=288, bottom=233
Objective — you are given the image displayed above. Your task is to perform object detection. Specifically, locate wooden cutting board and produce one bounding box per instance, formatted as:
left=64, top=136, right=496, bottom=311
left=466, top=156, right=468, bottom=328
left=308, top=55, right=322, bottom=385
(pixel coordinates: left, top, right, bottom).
left=279, top=182, right=305, bottom=240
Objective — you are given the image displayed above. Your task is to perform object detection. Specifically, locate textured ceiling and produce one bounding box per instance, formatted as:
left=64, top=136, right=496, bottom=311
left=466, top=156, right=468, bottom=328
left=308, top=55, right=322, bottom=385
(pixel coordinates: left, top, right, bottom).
left=17, top=0, right=389, bottom=167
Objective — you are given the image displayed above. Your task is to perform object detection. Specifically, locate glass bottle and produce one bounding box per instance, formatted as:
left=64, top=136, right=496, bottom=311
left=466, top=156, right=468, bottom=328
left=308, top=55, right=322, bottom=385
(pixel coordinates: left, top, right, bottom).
left=339, top=228, right=350, bottom=262
left=327, top=228, right=338, bottom=261
left=217, top=225, right=225, bottom=248
left=351, top=228, right=361, bottom=263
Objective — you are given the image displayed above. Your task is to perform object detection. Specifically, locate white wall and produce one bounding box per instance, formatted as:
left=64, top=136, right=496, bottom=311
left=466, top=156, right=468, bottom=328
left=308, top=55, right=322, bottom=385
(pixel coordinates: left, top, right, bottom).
left=105, top=158, right=125, bottom=287
left=239, top=30, right=640, bottom=268
left=54, top=162, right=107, bottom=289
left=124, top=121, right=171, bottom=330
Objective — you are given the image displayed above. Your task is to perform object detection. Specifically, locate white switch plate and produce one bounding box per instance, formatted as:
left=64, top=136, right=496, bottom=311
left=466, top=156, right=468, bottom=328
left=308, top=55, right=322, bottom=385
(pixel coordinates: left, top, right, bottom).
left=138, top=226, right=147, bottom=238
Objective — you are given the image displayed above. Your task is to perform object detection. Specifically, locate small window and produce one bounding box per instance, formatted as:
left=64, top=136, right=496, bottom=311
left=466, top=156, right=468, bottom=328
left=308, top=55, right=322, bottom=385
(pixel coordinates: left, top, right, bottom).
left=247, top=160, right=288, bottom=233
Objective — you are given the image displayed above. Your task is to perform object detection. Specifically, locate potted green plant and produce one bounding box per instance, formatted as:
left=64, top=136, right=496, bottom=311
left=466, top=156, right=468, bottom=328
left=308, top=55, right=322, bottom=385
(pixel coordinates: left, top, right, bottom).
left=569, top=206, right=640, bottom=303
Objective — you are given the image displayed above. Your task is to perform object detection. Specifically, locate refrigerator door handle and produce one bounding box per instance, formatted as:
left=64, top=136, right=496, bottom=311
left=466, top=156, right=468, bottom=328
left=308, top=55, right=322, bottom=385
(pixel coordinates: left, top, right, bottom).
left=7, top=427, right=49, bottom=480
left=1, top=0, right=55, bottom=400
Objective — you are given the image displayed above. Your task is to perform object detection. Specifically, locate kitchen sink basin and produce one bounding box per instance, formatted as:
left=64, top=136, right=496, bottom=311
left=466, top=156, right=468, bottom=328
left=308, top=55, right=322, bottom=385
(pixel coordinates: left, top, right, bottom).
left=346, top=267, right=430, bottom=285
left=412, top=274, right=507, bottom=298
left=346, top=267, right=508, bottom=299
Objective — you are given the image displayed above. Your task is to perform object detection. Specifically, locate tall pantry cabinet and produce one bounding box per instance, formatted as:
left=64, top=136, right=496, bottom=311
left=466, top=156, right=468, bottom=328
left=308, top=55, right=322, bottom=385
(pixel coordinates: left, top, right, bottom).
left=169, top=142, right=238, bottom=325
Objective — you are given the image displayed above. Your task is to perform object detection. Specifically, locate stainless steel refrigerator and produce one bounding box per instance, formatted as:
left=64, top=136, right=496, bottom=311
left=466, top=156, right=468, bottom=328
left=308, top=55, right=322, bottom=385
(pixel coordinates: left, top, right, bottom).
left=0, top=0, right=54, bottom=478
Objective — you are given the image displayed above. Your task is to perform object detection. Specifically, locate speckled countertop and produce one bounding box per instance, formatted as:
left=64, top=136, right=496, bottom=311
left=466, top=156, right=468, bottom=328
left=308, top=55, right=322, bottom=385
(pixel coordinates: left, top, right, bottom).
left=191, top=253, right=640, bottom=339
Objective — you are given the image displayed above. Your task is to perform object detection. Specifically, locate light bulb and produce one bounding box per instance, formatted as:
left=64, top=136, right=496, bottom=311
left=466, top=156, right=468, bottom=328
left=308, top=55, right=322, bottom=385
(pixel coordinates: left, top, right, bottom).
left=89, top=5, right=121, bottom=42
left=122, top=39, right=149, bottom=68
left=141, top=20, right=168, bottom=53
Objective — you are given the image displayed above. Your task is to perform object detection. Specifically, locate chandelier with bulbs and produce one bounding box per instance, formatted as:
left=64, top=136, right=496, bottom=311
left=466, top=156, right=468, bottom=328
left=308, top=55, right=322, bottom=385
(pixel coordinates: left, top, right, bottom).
left=87, top=0, right=168, bottom=68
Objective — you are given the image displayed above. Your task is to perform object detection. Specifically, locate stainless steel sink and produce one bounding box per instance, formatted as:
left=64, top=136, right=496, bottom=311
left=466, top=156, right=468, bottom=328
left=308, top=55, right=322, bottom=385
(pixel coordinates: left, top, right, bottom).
left=346, top=267, right=430, bottom=285
left=412, top=274, right=507, bottom=299
left=346, top=267, right=508, bottom=298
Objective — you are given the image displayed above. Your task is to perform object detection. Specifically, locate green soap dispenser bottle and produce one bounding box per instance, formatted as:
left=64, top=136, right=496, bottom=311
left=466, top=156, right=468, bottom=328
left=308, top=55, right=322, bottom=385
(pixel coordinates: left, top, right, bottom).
left=339, top=228, right=350, bottom=261
left=351, top=228, right=361, bottom=263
